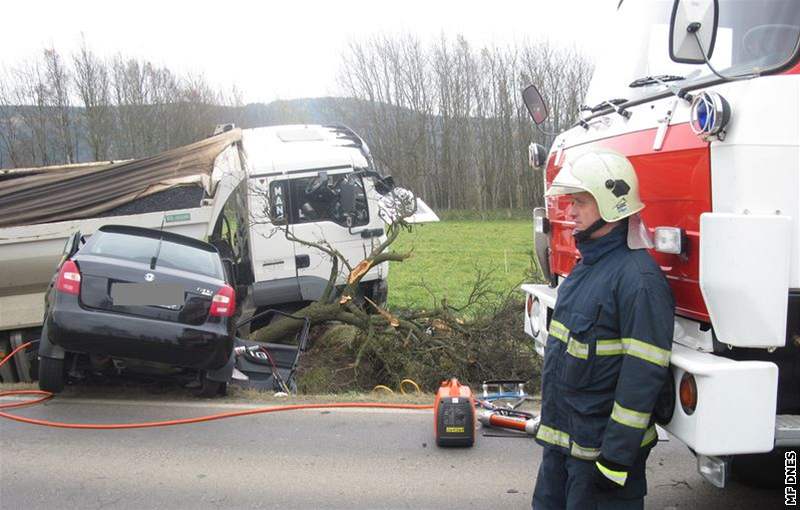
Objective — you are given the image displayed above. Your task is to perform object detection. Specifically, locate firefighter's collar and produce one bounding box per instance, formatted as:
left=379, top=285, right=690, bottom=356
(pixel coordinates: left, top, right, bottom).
left=576, top=221, right=628, bottom=265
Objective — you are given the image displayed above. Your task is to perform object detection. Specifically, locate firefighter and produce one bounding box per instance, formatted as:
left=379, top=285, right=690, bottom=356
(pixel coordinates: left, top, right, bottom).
left=531, top=149, right=674, bottom=509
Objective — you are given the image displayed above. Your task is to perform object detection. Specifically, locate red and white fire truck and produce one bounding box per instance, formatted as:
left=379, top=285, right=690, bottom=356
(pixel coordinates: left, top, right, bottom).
left=521, top=0, right=799, bottom=488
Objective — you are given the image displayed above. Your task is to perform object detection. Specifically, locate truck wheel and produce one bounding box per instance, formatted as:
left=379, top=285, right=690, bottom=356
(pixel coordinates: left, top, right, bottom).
left=38, top=356, right=65, bottom=393
left=731, top=448, right=788, bottom=489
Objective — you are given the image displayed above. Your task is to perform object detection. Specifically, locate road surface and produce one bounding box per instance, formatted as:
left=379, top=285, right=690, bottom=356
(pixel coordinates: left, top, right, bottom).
left=0, top=396, right=784, bottom=509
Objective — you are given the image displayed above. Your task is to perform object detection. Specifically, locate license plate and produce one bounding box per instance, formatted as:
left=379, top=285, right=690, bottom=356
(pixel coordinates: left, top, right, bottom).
left=111, top=283, right=184, bottom=307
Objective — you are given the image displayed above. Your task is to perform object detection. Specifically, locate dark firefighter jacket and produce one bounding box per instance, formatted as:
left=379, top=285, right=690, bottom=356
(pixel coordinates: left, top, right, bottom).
left=535, top=222, right=675, bottom=467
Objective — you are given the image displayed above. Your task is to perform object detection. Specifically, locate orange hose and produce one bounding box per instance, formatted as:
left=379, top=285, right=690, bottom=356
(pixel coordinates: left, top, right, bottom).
left=0, top=341, right=432, bottom=430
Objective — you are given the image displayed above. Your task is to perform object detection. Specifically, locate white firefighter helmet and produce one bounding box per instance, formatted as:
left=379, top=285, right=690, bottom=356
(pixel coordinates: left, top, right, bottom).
left=545, top=149, right=645, bottom=222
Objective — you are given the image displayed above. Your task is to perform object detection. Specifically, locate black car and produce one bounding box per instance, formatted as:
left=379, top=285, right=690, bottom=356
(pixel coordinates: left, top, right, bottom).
left=38, top=225, right=237, bottom=396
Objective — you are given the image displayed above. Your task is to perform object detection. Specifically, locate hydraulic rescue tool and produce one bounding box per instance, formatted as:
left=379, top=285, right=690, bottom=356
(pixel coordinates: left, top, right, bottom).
left=476, top=406, right=540, bottom=436
left=434, top=377, right=476, bottom=447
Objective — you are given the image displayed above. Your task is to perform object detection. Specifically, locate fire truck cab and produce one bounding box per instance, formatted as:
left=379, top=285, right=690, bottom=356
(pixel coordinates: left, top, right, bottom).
left=521, top=0, right=800, bottom=489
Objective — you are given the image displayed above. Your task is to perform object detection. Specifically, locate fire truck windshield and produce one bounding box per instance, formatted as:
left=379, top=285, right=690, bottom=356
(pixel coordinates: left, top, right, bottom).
left=585, top=0, right=800, bottom=107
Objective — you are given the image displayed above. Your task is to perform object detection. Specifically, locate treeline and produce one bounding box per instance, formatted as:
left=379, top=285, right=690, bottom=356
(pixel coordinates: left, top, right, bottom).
left=335, top=35, right=592, bottom=211
left=1, top=35, right=592, bottom=212
left=0, top=41, right=242, bottom=168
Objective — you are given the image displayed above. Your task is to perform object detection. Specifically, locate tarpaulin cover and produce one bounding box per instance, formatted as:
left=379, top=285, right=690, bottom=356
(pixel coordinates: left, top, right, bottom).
left=0, top=128, right=242, bottom=228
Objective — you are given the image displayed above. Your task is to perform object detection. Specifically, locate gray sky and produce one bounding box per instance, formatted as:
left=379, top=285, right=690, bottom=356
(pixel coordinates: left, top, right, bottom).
left=1, top=0, right=614, bottom=103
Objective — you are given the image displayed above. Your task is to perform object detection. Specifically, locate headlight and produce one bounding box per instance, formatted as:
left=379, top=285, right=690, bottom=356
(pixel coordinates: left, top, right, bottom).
left=654, top=227, right=685, bottom=255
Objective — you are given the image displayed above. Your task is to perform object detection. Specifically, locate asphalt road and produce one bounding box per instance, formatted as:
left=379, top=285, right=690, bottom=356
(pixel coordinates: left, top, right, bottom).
left=0, top=397, right=784, bottom=509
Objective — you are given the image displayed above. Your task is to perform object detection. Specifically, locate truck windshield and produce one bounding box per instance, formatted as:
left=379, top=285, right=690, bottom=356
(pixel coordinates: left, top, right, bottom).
left=586, top=0, right=800, bottom=106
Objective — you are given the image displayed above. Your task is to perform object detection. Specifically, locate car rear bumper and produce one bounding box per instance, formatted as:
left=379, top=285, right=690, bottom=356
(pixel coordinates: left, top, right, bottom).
left=46, top=294, right=232, bottom=370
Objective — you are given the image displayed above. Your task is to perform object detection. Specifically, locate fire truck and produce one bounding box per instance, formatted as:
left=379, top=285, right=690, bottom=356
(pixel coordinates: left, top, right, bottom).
left=521, top=0, right=799, bottom=488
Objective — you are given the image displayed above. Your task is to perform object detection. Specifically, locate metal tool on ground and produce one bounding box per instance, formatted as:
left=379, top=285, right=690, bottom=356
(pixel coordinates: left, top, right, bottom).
left=476, top=406, right=540, bottom=437
left=480, top=379, right=533, bottom=409
left=434, top=377, right=476, bottom=447
left=475, top=379, right=539, bottom=438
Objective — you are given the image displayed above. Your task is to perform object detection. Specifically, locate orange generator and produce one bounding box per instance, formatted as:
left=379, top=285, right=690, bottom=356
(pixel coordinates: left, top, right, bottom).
left=434, top=378, right=475, bottom=447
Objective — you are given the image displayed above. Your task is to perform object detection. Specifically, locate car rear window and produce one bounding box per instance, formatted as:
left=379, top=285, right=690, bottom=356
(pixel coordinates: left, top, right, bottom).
left=87, top=231, right=223, bottom=279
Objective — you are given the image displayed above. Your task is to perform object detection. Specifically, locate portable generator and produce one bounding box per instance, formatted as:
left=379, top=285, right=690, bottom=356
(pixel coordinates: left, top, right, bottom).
left=434, top=378, right=475, bottom=447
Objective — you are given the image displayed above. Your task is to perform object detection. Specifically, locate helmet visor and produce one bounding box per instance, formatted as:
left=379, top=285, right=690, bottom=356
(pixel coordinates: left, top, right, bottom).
left=544, top=184, right=587, bottom=197
left=544, top=162, right=587, bottom=197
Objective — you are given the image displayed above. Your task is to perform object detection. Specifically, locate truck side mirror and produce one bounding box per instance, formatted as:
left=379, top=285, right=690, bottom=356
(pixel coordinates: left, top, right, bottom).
left=374, top=175, right=395, bottom=196
left=528, top=143, right=548, bottom=169
left=669, top=0, right=719, bottom=64
left=522, top=85, right=548, bottom=125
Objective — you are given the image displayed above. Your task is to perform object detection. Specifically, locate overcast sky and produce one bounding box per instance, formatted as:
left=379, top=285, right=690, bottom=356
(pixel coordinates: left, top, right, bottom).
left=1, top=0, right=615, bottom=103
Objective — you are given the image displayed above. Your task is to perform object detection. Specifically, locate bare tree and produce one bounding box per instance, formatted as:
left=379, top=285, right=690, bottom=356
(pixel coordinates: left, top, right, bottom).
left=73, top=39, right=114, bottom=160
left=0, top=74, right=27, bottom=167
left=11, top=62, right=51, bottom=166
left=43, top=47, right=75, bottom=164
left=338, top=34, right=593, bottom=212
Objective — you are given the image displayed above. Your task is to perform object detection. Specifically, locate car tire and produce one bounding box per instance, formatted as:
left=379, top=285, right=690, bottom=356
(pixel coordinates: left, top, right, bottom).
left=38, top=356, right=65, bottom=393
left=196, top=372, right=227, bottom=398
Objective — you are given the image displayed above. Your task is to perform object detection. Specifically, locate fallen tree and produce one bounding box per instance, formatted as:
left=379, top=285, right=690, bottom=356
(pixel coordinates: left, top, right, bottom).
left=247, top=188, right=539, bottom=391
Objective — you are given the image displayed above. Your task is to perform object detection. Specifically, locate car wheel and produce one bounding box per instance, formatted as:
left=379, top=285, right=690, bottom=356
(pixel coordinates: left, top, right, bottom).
left=196, top=372, right=227, bottom=398
left=38, top=356, right=65, bottom=393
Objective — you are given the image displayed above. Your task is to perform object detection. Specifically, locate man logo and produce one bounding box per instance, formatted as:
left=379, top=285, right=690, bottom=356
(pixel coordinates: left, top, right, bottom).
left=144, top=273, right=155, bottom=282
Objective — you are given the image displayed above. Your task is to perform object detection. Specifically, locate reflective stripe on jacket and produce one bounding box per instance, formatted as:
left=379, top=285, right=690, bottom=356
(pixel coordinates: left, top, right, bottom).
left=535, top=223, right=675, bottom=467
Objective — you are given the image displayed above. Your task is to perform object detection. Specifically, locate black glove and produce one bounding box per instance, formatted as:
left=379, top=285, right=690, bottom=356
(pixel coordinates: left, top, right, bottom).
left=594, top=456, right=629, bottom=492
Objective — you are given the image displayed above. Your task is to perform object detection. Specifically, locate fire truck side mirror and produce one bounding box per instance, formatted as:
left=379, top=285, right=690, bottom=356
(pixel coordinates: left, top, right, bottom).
left=669, top=0, right=719, bottom=64
left=522, top=85, right=548, bottom=125
left=528, top=143, right=547, bottom=169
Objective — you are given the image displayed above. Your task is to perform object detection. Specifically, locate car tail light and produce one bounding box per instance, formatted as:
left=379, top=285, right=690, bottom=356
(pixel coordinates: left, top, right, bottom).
left=55, top=260, right=81, bottom=295
left=209, top=284, right=236, bottom=317
left=679, top=372, right=698, bottom=415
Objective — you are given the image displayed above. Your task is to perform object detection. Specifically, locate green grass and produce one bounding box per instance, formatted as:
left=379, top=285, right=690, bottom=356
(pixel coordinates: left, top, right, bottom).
left=435, top=208, right=532, bottom=221
left=387, top=219, right=536, bottom=310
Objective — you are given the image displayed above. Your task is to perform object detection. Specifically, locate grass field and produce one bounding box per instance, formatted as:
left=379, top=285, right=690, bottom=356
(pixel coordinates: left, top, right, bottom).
left=387, top=219, right=537, bottom=310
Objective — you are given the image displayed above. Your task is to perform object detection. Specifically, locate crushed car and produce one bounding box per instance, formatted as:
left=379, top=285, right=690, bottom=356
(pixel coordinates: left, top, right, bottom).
left=38, top=225, right=237, bottom=397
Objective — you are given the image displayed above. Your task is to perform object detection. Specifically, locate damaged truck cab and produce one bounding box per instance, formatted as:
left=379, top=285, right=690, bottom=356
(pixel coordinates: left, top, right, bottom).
left=241, top=125, right=396, bottom=329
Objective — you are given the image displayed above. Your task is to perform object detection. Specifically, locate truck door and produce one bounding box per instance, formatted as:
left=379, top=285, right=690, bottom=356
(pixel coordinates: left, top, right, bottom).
left=283, top=169, right=375, bottom=289
left=248, top=176, right=298, bottom=285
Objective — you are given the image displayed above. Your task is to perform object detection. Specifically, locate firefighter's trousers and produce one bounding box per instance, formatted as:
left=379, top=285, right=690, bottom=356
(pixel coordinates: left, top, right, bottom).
left=532, top=447, right=650, bottom=510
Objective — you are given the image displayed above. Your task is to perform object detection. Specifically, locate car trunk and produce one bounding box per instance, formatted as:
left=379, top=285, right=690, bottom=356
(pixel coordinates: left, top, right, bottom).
left=75, top=255, right=220, bottom=325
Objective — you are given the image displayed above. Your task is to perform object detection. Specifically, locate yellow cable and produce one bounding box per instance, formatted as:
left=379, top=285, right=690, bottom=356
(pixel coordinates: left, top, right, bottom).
left=399, top=379, right=421, bottom=395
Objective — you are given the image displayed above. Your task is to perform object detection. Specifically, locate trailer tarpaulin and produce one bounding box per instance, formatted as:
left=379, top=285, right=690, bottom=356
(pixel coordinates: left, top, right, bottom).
left=0, top=129, right=242, bottom=228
